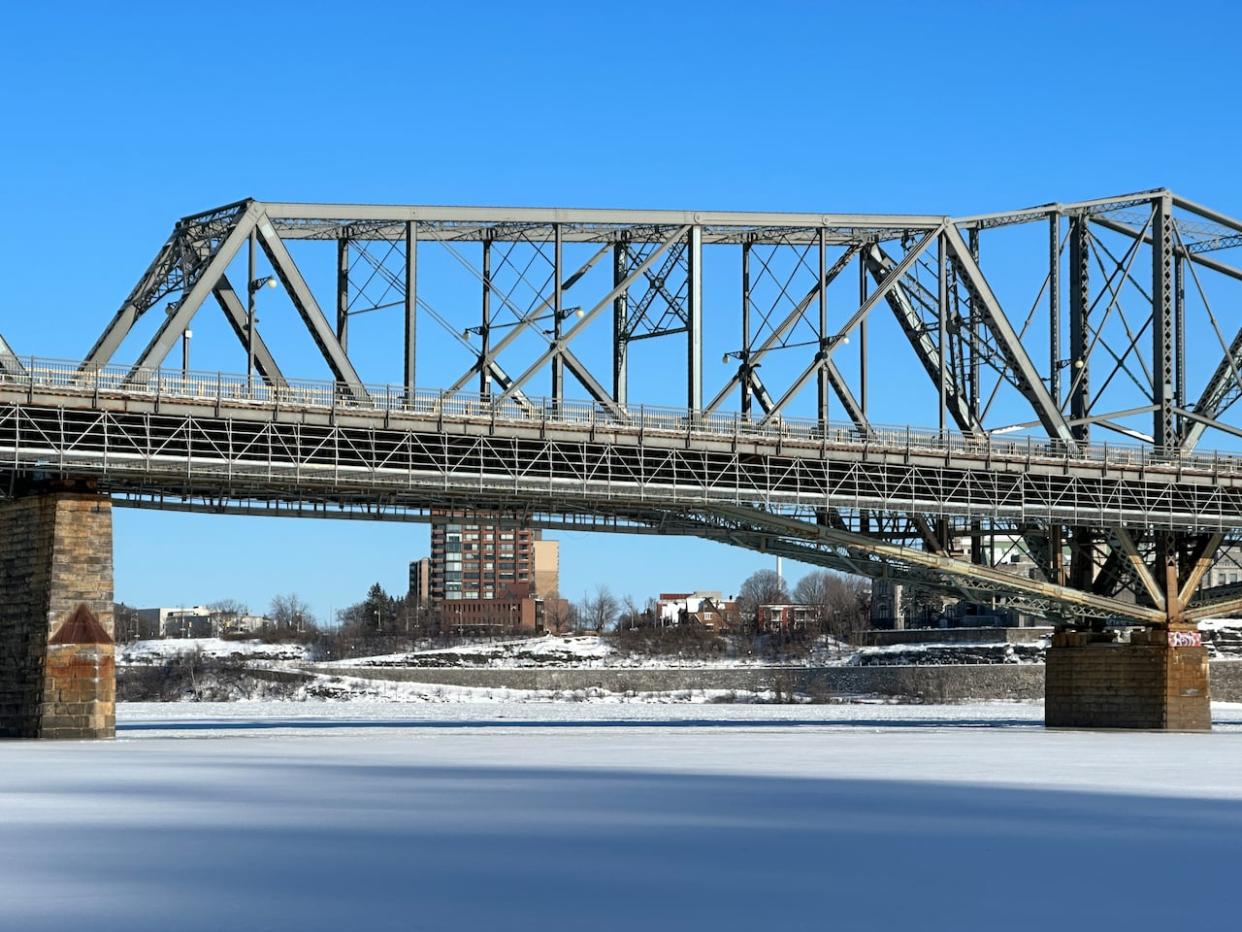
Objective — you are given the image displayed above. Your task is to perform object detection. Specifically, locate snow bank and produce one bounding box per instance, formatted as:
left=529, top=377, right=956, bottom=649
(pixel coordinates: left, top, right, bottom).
left=326, top=633, right=857, bottom=669
left=119, top=637, right=312, bottom=665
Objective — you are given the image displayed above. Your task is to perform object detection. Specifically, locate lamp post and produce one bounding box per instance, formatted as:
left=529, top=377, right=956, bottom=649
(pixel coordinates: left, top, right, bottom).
left=246, top=230, right=278, bottom=394
left=182, top=328, right=192, bottom=380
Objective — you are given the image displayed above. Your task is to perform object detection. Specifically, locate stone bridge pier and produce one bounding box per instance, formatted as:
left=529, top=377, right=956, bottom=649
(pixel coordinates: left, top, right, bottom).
left=0, top=483, right=115, bottom=739
left=1045, top=629, right=1211, bottom=731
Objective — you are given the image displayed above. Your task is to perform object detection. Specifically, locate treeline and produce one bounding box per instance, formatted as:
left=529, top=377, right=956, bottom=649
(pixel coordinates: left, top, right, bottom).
left=117, top=567, right=870, bottom=660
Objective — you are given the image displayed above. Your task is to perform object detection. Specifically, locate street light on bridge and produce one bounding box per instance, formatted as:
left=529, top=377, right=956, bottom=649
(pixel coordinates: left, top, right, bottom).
left=246, top=226, right=279, bottom=393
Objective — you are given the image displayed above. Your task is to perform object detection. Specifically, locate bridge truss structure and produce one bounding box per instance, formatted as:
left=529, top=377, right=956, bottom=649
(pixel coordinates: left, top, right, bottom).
left=7, top=188, right=1242, bottom=625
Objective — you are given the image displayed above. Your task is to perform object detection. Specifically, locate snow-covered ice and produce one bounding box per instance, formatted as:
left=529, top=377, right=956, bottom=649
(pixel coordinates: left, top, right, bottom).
left=3, top=701, right=1242, bottom=931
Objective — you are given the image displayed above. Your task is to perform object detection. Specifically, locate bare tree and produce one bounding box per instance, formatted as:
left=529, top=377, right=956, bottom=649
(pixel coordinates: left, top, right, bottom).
left=269, top=593, right=315, bottom=632
left=794, top=570, right=868, bottom=640
left=542, top=590, right=576, bottom=635
left=618, top=595, right=642, bottom=631
left=208, top=598, right=249, bottom=617
left=580, top=585, right=620, bottom=633
left=113, top=602, right=143, bottom=642
left=736, top=569, right=790, bottom=621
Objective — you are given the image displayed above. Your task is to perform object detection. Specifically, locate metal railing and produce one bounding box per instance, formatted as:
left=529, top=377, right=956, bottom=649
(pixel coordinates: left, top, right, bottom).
left=3, top=355, right=1241, bottom=475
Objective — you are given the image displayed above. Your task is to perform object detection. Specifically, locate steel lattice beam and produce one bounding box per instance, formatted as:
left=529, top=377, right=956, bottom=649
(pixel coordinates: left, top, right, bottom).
left=33, top=189, right=1242, bottom=625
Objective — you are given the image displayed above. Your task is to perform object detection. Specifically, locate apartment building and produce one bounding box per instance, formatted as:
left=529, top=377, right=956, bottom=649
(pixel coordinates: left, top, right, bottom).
left=428, top=512, right=559, bottom=602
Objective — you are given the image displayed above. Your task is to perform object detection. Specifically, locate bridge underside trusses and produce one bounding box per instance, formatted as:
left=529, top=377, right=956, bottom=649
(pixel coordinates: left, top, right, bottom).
left=16, top=189, right=1242, bottom=625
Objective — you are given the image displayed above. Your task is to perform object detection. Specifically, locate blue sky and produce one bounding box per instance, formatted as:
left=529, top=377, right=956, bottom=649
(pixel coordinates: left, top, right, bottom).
left=3, top=1, right=1240, bottom=621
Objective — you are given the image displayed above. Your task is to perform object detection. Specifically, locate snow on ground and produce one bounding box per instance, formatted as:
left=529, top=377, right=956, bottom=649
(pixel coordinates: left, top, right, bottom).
left=4, top=701, right=1242, bottom=931
left=321, top=633, right=855, bottom=668
left=307, top=670, right=790, bottom=705
left=119, top=637, right=312, bottom=664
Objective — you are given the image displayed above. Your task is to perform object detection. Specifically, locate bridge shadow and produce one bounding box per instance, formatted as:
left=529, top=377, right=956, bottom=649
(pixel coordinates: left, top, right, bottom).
left=6, top=755, right=1242, bottom=932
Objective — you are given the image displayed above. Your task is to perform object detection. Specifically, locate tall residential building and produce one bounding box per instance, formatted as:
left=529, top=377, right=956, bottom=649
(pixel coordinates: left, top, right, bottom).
left=532, top=539, right=560, bottom=598
left=428, top=511, right=558, bottom=602
left=408, top=557, right=431, bottom=606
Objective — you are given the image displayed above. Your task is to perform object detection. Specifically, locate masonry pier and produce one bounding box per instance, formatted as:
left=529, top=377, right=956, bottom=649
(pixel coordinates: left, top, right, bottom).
left=1045, top=630, right=1211, bottom=731
left=0, top=485, right=115, bottom=739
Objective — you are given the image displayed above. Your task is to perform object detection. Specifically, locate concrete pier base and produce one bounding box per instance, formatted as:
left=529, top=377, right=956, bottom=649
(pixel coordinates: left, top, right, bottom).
left=0, top=488, right=115, bottom=739
left=1045, top=632, right=1210, bottom=731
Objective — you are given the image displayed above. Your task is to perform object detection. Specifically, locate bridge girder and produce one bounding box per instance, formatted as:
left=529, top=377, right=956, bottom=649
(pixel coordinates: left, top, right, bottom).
left=14, top=189, right=1239, bottom=624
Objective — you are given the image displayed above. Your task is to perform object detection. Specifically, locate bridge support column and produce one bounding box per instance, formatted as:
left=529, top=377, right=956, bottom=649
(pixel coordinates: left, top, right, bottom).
left=1045, top=630, right=1209, bottom=731
left=0, top=485, right=115, bottom=739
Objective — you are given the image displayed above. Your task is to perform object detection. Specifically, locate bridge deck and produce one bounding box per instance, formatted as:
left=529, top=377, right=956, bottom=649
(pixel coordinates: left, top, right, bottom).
left=2, top=361, right=1241, bottom=532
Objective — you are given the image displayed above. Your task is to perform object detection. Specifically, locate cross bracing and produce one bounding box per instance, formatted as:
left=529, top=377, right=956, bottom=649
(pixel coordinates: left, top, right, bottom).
left=12, top=189, right=1242, bottom=626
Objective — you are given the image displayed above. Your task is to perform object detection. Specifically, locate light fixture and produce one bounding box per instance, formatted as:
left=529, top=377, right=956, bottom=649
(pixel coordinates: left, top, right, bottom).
left=575, top=308, right=585, bottom=319
left=266, top=276, right=278, bottom=289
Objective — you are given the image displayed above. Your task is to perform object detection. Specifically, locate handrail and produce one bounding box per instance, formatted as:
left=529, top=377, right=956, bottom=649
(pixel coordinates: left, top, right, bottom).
left=1, top=355, right=1240, bottom=475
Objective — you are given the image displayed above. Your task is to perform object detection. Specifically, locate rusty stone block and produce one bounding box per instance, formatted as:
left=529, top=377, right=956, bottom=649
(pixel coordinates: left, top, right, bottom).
left=0, top=492, right=115, bottom=740
left=1046, top=641, right=1210, bottom=731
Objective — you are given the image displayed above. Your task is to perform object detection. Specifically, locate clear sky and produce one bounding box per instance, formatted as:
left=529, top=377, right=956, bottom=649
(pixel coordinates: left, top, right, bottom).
left=3, top=1, right=1240, bottom=622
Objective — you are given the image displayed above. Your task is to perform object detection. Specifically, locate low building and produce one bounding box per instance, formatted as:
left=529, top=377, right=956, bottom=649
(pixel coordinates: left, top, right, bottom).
left=756, top=603, right=817, bottom=633
left=438, top=582, right=570, bottom=636
left=135, top=605, right=269, bottom=638
left=655, top=591, right=740, bottom=631
left=869, top=579, right=905, bottom=629
left=162, top=609, right=214, bottom=639
left=214, top=613, right=268, bottom=636
left=137, top=605, right=213, bottom=639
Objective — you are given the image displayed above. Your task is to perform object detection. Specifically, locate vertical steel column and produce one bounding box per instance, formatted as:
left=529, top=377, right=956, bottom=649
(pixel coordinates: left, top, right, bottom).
left=552, top=224, right=563, bottom=408
left=858, top=244, right=870, bottom=537
left=246, top=229, right=256, bottom=392
left=404, top=220, right=417, bottom=399
left=1068, top=216, right=1091, bottom=441
left=1049, top=526, right=1065, bottom=586
left=687, top=225, right=703, bottom=413
left=1048, top=212, right=1061, bottom=407
left=1175, top=251, right=1186, bottom=437
left=1153, top=195, right=1175, bottom=450
left=612, top=241, right=628, bottom=406
left=937, top=231, right=948, bottom=436
left=967, top=228, right=980, bottom=421
left=336, top=237, right=349, bottom=353
left=480, top=238, right=492, bottom=399
left=741, top=241, right=752, bottom=418
left=1047, top=215, right=1063, bottom=582
left=1152, top=193, right=1179, bottom=622
left=859, top=246, right=869, bottom=417
left=817, top=228, right=829, bottom=428
left=1067, top=214, right=1093, bottom=593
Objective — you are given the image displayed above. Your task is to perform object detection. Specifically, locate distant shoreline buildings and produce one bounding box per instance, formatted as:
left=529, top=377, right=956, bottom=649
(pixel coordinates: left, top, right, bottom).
left=129, top=605, right=268, bottom=640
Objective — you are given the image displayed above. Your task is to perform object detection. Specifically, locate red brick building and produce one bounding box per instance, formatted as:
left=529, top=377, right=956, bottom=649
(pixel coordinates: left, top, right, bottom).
left=756, top=604, right=816, bottom=633
left=428, top=511, right=558, bottom=603
left=438, top=582, right=570, bottom=636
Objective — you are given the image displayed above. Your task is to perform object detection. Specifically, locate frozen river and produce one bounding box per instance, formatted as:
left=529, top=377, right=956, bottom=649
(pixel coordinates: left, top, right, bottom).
left=3, top=700, right=1242, bottom=931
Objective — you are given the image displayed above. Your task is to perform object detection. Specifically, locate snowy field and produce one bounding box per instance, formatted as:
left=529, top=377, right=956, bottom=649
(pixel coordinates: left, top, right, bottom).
left=4, top=702, right=1242, bottom=931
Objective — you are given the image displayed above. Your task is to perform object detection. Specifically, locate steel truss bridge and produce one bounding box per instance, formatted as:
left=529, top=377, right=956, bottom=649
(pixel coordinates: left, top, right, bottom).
left=6, top=189, right=1242, bottom=625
